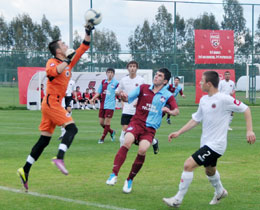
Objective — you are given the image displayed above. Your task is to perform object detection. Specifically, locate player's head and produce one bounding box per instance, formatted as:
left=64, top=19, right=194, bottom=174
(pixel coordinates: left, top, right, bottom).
left=41, top=84, right=44, bottom=88
left=76, top=86, right=80, bottom=91
left=106, top=68, right=115, bottom=80
left=154, top=68, right=171, bottom=86
left=86, top=88, right=89, bottom=92
left=174, top=77, right=180, bottom=85
left=201, top=71, right=219, bottom=92
left=224, top=71, right=231, bottom=81
left=48, top=40, right=68, bottom=57
left=127, top=61, right=139, bottom=75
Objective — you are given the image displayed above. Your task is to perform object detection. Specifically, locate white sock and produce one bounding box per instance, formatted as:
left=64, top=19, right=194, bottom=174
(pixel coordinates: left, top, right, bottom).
left=175, top=171, right=194, bottom=201
left=207, top=170, right=224, bottom=195
left=26, top=155, right=35, bottom=164
left=119, top=130, right=125, bottom=147
left=60, top=127, right=66, bottom=137
left=58, top=143, right=68, bottom=152
left=152, top=138, right=157, bottom=145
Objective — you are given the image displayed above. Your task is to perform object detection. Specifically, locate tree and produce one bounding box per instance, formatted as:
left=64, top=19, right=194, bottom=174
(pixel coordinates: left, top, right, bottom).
left=194, top=12, right=220, bottom=30
left=73, top=30, right=82, bottom=49
left=92, top=28, right=121, bottom=68
left=128, top=20, right=154, bottom=67
left=0, top=15, right=12, bottom=50
left=221, top=0, right=246, bottom=34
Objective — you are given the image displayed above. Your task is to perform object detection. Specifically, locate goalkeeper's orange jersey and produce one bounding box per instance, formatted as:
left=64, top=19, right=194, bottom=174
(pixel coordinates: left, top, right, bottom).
left=45, top=42, right=90, bottom=98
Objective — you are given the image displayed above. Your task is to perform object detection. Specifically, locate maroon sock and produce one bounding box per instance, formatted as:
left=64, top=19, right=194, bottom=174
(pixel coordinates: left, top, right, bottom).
left=112, top=146, right=129, bottom=176
left=105, top=125, right=113, bottom=134
left=101, top=126, right=109, bottom=140
left=127, top=154, right=145, bottom=180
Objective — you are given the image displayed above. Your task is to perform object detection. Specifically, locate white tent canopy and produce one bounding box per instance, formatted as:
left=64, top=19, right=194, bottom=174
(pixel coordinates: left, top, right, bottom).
left=236, top=76, right=260, bottom=91
left=27, top=69, right=153, bottom=110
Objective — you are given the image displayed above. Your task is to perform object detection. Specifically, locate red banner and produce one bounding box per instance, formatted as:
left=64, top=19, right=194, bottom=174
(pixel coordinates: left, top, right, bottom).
left=195, top=69, right=235, bottom=104
left=18, top=67, right=45, bottom=104
left=195, top=30, right=234, bottom=64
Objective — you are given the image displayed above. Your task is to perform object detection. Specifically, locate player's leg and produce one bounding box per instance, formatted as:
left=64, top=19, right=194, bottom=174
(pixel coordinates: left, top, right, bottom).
left=123, top=139, right=151, bottom=193
left=152, top=138, right=159, bottom=154
left=163, top=156, right=198, bottom=207
left=206, top=167, right=227, bottom=204
left=53, top=121, right=78, bottom=175
left=119, top=114, right=132, bottom=146
left=18, top=130, right=52, bottom=191
left=106, top=132, right=135, bottom=186
left=100, top=110, right=115, bottom=142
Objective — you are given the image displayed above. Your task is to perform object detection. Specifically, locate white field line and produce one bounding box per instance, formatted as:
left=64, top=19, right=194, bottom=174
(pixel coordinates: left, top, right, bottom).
left=0, top=186, right=136, bottom=210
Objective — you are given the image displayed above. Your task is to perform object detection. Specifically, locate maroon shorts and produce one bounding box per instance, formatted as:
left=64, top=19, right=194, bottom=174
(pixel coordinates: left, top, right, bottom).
left=126, top=120, right=156, bottom=144
left=99, top=109, right=114, bottom=118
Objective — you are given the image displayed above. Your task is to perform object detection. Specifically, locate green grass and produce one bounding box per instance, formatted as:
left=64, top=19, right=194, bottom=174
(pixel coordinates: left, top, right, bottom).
left=0, top=107, right=259, bottom=210
left=0, top=85, right=260, bottom=108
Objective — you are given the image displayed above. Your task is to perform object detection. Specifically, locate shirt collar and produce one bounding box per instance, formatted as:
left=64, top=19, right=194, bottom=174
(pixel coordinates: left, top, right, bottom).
left=149, top=84, right=169, bottom=94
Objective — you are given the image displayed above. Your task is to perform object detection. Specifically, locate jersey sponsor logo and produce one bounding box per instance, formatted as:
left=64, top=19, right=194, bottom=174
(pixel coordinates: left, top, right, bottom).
left=111, top=84, right=115, bottom=88
left=142, top=103, right=158, bottom=113
left=143, top=93, right=148, bottom=96
left=160, top=96, right=166, bottom=103
left=212, top=103, right=216, bottom=108
left=65, top=67, right=69, bottom=70
left=65, top=71, right=70, bottom=77
left=66, top=112, right=71, bottom=117
left=127, top=126, right=133, bottom=131
left=234, top=99, right=241, bottom=106
left=50, top=63, right=55, bottom=67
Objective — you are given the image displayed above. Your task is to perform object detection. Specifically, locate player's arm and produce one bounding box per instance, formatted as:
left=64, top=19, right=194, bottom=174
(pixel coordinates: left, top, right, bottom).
left=90, top=93, right=100, bottom=103
left=162, top=95, right=179, bottom=116
left=243, top=108, right=256, bottom=144
left=168, top=119, right=199, bottom=142
left=179, top=89, right=186, bottom=98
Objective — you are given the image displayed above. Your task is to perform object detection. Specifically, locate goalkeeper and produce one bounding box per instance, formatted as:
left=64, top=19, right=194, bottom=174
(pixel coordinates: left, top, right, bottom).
left=17, top=23, right=94, bottom=191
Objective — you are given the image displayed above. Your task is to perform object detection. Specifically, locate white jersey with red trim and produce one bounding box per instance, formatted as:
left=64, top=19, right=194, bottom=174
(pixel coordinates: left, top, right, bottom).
left=218, top=79, right=235, bottom=95
left=192, top=92, right=248, bottom=155
left=117, top=75, right=145, bottom=115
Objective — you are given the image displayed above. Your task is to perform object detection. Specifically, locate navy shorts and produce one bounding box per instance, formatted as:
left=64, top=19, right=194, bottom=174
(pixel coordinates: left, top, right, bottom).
left=192, top=145, right=221, bottom=167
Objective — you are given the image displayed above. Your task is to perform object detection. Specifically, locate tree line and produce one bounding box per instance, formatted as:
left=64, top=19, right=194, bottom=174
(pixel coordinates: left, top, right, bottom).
left=0, top=0, right=260, bottom=81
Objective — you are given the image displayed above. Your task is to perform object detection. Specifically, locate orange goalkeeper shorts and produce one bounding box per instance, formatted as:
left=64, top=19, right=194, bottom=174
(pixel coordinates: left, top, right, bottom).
left=39, top=94, right=73, bottom=134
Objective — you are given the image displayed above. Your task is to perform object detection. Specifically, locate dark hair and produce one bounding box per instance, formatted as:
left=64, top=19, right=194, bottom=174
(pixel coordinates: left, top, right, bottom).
left=48, top=40, right=60, bottom=56
left=106, top=68, right=115, bottom=73
left=127, top=60, right=139, bottom=69
left=158, top=68, right=171, bottom=82
left=224, top=71, right=230, bottom=75
left=76, top=86, right=80, bottom=89
left=174, top=77, right=180, bottom=81
left=203, top=71, right=219, bottom=88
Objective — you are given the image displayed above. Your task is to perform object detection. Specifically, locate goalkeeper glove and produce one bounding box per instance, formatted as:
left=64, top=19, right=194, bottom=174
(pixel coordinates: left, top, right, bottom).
left=63, top=49, right=76, bottom=65
left=85, top=23, right=95, bottom=36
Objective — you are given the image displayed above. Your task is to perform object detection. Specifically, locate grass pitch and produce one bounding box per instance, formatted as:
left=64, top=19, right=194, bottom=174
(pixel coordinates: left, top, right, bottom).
left=0, top=106, right=259, bottom=210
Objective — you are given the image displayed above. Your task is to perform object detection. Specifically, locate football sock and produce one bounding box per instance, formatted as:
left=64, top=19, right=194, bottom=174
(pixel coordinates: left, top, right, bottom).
left=152, top=138, right=157, bottom=145
left=101, top=127, right=109, bottom=140
left=229, top=115, right=233, bottom=125
left=57, top=124, right=78, bottom=159
left=23, top=155, right=35, bottom=174
left=24, top=135, right=51, bottom=173
left=127, top=154, right=145, bottom=180
left=57, top=144, right=67, bottom=159
left=112, top=146, right=128, bottom=176
left=106, top=125, right=113, bottom=134
left=207, top=170, right=224, bottom=195
left=175, top=171, right=194, bottom=201
left=119, top=130, right=126, bottom=147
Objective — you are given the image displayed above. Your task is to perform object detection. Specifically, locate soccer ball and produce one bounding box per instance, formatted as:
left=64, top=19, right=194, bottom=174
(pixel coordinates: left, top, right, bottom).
left=84, top=9, right=102, bottom=26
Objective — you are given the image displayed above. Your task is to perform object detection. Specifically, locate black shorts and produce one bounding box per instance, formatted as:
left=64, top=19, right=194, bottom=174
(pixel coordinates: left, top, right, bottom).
left=65, top=96, right=73, bottom=108
left=121, top=114, right=133, bottom=125
left=192, top=145, right=221, bottom=167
